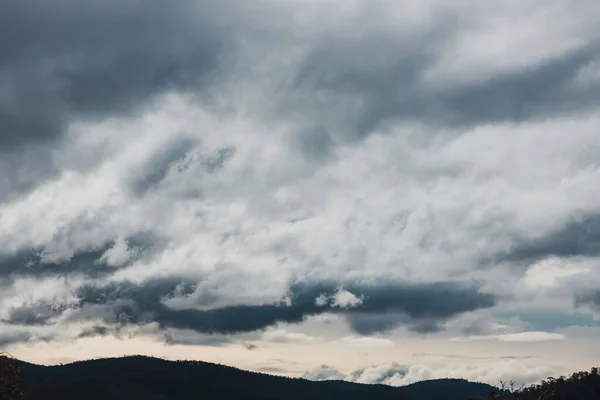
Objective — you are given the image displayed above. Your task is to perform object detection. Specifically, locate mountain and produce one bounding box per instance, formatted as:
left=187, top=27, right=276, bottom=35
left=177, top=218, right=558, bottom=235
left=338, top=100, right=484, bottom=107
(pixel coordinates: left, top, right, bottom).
left=493, top=367, right=600, bottom=400
left=6, top=355, right=496, bottom=400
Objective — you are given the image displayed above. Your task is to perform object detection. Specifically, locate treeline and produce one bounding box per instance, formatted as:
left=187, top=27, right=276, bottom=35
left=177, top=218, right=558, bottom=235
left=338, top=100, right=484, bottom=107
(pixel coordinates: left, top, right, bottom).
left=470, top=367, right=600, bottom=400
left=7, top=353, right=598, bottom=400
left=0, top=353, right=24, bottom=400
left=512, top=367, right=600, bottom=399
left=1, top=354, right=494, bottom=400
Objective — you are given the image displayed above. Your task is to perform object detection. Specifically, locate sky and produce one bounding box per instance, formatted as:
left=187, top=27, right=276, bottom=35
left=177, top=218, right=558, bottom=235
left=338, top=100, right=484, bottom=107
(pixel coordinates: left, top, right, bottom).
left=1, top=0, right=600, bottom=388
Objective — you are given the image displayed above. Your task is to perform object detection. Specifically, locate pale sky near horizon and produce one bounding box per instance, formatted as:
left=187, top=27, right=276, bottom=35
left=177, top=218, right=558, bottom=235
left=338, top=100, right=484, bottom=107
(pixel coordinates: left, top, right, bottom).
left=1, top=0, right=600, bottom=388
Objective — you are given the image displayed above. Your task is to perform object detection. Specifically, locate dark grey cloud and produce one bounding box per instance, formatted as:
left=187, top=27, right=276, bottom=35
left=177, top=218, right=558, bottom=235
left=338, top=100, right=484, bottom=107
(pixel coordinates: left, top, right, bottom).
left=0, top=0, right=230, bottom=200
left=3, top=302, right=68, bottom=327
left=0, top=246, right=112, bottom=282
left=3, top=278, right=496, bottom=340
left=77, top=325, right=112, bottom=339
left=3, top=0, right=598, bottom=352
left=347, top=313, right=444, bottom=335
left=575, top=290, right=600, bottom=310
left=346, top=313, right=403, bottom=335
left=288, top=35, right=600, bottom=143
left=407, top=319, right=444, bottom=334
left=493, top=310, right=593, bottom=332
left=344, top=281, right=487, bottom=334
left=242, top=342, right=257, bottom=350
left=129, top=137, right=200, bottom=196
left=130, top=140, right=237, bottom=197
left=163, top=328, right=233, bottom=346
left=0, top=328, right=55, bottom=347
left=0, top=231, right=157, bottom=284
left=0, top=0, right=224, bottom=147
left=295, top=128, right=335, bottom=162
left=3, top=0, right=597, bottom=202
left=498, top=213, right=600, bottom=265
left=0, top=146, right=61, bottom=204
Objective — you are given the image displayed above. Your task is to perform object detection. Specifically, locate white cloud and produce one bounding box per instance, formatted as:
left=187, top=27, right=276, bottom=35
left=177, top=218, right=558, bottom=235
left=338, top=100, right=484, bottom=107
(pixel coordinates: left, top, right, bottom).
left=453, top=331, right=565, bottom=343
left=1, top=0, right=600, bottom=382
left=421, top=0, right=600, bottom=88
left=388, top=361, right=558, bottom=387
left=333, top=336, right=394, bottom=349
left=331, top=289, right=364, bottom=308
left=303, top=364, right=346, bottom=381
left=347, top=362, right=407, bottom=384
left=315, top=288, right=364, bottom=308
left=1, top=3, right=599, bottom=297
left=305, top=359, right=558, bottom=387
left=262, top=330, right=316, bottom=343
left=555, top=325, right=600, bottom=339
left=98, top=237, right=137, bottom=267
left=522, top=257, right=590, bottom=290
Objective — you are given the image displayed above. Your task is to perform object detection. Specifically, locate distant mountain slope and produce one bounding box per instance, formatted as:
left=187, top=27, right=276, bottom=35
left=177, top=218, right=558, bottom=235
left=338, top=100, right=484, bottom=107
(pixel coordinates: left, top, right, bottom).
left=500, top=367, right=600, bottom=400
left=12, top=355, right=496, bottom=400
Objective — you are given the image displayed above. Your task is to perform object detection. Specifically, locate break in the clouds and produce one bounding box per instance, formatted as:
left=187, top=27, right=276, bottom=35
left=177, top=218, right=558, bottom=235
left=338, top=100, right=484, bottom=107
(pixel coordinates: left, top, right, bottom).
left=1, top=0, right=600, bottom=386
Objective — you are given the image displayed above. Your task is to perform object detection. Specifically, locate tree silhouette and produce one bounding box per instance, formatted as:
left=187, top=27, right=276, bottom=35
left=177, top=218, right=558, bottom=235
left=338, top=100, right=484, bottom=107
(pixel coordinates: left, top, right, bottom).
left=472, top=367, right=600, bottom=400
left=0, top=353, right=24, bottom=400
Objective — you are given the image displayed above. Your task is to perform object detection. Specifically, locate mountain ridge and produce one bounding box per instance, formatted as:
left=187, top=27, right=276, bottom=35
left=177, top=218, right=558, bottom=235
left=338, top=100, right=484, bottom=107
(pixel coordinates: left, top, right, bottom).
left=8, top=354, right=496, bottom=400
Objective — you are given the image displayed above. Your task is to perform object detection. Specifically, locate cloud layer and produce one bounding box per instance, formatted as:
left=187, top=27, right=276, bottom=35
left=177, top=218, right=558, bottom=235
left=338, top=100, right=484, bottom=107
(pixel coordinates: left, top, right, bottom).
left=304, top=359, right=558, bottom=387
left=1, top=0, right=600, bottom=384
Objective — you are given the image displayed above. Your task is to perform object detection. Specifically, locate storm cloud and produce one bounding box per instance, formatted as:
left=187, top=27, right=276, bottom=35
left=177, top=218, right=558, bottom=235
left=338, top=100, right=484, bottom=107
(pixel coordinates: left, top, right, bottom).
left=0, top=0, right=226, bottom=148
left=1, top=1, right=600, bottom=376
left=2, top=279, right=496, bottom=337
left=575, top=290, right=600, bottom=311
left=89, top=279, right=493, bottom=335
left=0, top=0, right=230, bottom=202
left=500, top=213, right=600, bottom=265
left=289, top=33, right=600, bottom=141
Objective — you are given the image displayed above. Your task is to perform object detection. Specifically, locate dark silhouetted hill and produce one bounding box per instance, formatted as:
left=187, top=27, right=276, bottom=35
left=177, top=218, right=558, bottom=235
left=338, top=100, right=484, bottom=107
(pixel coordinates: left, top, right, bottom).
left=7, top=355, right=497, bottom=400
left=490, top=367, right=600, bottom=400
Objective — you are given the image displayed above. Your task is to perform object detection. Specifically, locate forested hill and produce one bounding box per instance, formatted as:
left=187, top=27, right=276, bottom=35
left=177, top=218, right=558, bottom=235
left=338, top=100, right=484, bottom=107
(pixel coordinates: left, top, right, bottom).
left=489, top=367, right=600, bottom=400
left=10, top=355, right=496, bottom=400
